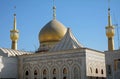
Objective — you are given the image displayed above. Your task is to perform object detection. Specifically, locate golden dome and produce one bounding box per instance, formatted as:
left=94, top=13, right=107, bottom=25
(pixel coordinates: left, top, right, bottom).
left=39, top=19, right=67, bottom=44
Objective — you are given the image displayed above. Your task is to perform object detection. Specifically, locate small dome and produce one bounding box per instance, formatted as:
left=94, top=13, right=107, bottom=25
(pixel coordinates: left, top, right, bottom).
left=39, top=19, right=67, bottom=44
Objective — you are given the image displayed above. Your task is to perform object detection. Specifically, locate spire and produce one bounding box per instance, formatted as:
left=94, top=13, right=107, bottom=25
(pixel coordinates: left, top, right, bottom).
left=106, top=0, right=115, bottom=51
left=10, top=6, right=19, bottom=50
left=53, top=0, right=56, bottom=19
left=108, top=7, right=112, bottom=26
left=13, top=13, right=17, bottom=30
left=13, top=6, right=17, bottom=30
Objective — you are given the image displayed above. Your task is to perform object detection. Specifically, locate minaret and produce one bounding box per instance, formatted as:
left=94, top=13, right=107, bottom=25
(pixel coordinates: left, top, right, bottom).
left=10, top=13, right=19, bottom=50
left=106, top=7, right=115, bottom=51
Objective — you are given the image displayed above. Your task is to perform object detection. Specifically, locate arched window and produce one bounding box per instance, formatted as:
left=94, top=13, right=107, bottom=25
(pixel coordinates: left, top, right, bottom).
left=96, top=68, right=98, bottom=74
left=53, top=69, right=56, bottom=74
left=34, top=70, right=38, bottom=79
left=25, top=70, right=29, bottom=79
left=43, top=69, right=47, bottom=75
left=43, top=69, right=47, bottom=79
left=63, top=68, right=67, bottom=74
left=63, top=68, right=67, bottom=79
left=73, top=66, right=81, bottom=79
left=74, top=67, right=79, bottom=79
left=34, top=70, right=37, bottom=75
left=25, top=71, right=29, bottom=76
left=52, top=68, right=57, bottom=79
left=101, top=69, right=104, bottom=74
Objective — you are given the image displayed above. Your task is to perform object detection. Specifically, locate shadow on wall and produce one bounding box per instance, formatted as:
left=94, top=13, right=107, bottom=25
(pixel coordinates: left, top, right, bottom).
left=0, top=56, right=18, bottom=79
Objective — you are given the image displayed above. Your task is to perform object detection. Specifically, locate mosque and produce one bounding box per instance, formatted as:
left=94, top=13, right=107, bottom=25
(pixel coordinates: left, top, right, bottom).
left=0, top=1, right=120, bottom=79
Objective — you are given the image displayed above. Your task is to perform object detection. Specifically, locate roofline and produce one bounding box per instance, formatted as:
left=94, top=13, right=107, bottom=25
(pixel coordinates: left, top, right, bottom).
left=18, top=47, right=104, bottom=58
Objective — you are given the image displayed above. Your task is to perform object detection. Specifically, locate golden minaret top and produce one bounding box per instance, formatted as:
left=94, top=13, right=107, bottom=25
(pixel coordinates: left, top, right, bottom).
left=106, top=1, right=115, bottom=51
left=10, top=13, right=19, bottom=50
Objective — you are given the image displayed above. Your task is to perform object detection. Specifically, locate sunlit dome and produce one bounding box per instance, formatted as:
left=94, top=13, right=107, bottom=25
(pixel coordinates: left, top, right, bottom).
left=39, top=19, right=67, bottom=43
left=38, top=19, right=67, bottom=51
left=37, top=3, right=67, bottom=52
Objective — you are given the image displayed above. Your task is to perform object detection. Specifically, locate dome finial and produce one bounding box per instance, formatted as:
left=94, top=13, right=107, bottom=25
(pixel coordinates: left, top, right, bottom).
left=53, top=0, right=56, bottom=19
left=14, top=6, right=16, bottom=30
left=108, top=0, right=112, bottom=26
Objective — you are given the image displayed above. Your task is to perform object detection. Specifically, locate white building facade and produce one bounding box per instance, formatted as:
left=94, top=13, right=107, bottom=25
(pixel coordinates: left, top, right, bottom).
left=105, top=50, right=120, bottom=79
left=0, top=48, right=30, bottom=79
left=0, top=1, right=120, bottom=79
left=18, top=48, right=106, bottom=79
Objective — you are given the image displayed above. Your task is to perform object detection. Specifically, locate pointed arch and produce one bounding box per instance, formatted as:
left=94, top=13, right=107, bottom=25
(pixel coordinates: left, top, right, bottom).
left=41, top=66, right=49, bottom=79
left=96, top=68, right=98, bottom=74
left=53, top=68, right=57, bottom=74
left=25, top=71, right=29, bottom=76
left=33, top=66, right=39, bottom=79
left=24, top=67, right=31, bottom=79
left=63, top=68, right=67, bottom=74
left=72, top=64, right=81, bottom=79
left=43, top=69, right=47, bottom=75
left=101, top=69, right=104, bottom=74
left=61, top=65, right=70, bottom=79
left=50, top=66, right=59, bottom=79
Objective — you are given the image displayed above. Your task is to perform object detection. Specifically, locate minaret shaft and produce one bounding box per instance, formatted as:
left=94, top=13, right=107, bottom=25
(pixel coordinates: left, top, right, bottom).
left=11, top=41, right=17, bottom=50
left=108, top=37, right=114, bottom=51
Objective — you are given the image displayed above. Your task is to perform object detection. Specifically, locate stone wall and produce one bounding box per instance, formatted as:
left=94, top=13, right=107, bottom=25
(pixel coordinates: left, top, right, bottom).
left=19, top=49, right=86, bottom=79
left=0, top=56, right=18, bottom=78
left=86, top=49, right=106, bottom=78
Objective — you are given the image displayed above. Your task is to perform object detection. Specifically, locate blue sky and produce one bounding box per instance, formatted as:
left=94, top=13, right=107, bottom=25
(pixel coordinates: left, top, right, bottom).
left=0, top=0, right=120, bottom=52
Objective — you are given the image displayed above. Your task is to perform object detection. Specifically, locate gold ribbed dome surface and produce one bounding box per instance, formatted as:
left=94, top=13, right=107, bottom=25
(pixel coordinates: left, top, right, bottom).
left=39, top=19, right=67, bottom=43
